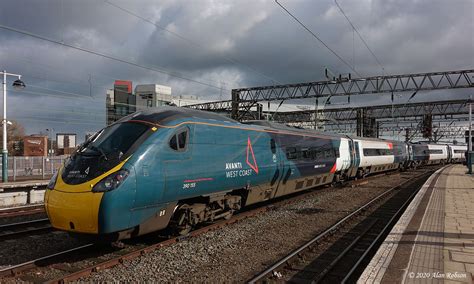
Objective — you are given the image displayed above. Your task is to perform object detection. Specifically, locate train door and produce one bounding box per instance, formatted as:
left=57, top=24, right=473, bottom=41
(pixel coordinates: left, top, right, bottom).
left=408, top=144, right=413, bottom=161
left=347, top=139, right=356, bottom=177
left=270, top=138, right=286, bottom=198
left=447, top=145, right=452, bottom=163
left=354, top=141, right=361, bottom=168
left=162, top=126, right=193, bottom=201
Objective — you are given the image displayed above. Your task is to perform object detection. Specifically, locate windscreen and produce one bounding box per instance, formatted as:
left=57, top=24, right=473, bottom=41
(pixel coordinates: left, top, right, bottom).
left=61, top=122, right=150, bottom=185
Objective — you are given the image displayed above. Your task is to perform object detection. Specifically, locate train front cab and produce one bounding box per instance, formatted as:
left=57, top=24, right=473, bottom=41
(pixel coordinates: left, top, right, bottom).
left=44, top=120, right=167, bottom=240
left=44, top=160, right=138, bottom=240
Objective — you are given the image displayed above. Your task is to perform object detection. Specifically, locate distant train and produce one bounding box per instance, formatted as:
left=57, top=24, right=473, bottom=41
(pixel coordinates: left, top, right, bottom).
left=44, top=107, right=467, bottom=240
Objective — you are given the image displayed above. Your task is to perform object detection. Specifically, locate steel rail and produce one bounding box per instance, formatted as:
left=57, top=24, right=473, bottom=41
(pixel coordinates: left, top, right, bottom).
left=314, top=170, right=434, bottom=283
left=46, top=171, right=406, bottom=283
left=0, top=244, right=95, bottom=278
left=0, top=168, right=421, bottom=282
left=0, top=204, right=45, bottom=218
left=340, top=168, right=443, bottom=283
left=247, top=169, right=434, bottom=283
left=0, top=218, right=52, bottom=240
left=313, top=219, right=379, bottom=283
left=1, top=179, right=330, bottom=282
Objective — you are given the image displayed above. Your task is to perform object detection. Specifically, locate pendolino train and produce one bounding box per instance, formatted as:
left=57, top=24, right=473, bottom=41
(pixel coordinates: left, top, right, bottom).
left=44, top=107, right=467, bottom=240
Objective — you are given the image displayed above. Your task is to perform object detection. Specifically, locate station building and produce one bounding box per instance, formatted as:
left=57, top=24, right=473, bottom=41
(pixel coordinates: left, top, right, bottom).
left=105, top=80, right=213, bottom=125
left=106, top=80, right=136, bottom=125
left=106, top=81, right=171, bottom=125
left=23, top=135, right=48, bottom=156
left=134, top=84, right=172, bottom=111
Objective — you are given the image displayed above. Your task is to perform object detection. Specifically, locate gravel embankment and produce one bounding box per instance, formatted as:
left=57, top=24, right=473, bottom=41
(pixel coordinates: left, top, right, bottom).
left=82, top=171, right=419, bottom=282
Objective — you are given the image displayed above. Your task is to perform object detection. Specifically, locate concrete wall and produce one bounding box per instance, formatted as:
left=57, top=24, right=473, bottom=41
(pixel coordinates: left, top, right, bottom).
left=0, top=189, right=45, bottom=206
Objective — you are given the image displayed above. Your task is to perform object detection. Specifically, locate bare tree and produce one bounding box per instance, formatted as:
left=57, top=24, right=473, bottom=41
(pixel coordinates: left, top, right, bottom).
left=0, top=120, right=26, bottom=155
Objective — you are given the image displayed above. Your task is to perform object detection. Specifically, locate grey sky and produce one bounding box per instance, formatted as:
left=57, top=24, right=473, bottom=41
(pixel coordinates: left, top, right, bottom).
left=0, top=0, right=473, bottom=141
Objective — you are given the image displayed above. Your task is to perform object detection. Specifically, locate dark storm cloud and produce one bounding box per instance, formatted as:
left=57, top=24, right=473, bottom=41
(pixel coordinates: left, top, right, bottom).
left=0, top=0, right=472, bottom=140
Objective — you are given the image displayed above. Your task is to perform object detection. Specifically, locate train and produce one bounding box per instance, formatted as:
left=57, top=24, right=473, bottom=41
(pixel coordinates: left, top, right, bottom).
left=44, top=107, right=467, bottom=240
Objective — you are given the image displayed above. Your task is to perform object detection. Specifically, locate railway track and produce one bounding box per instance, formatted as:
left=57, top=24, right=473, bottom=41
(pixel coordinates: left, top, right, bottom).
left=0, top=218, right=52, bottom=241
left=0, top=167, right=436, bottom=282
left=0, top=204, right=45, bottom=218
left=0, top=206, right=275, bottom=282
left=0, top=244, right=96, bottom=279
left=248, top=167, right=441, bottom=283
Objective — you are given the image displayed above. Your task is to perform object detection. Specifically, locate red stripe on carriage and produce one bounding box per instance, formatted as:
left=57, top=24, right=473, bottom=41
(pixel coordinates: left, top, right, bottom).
left=184, top=178, right=214, bottom=183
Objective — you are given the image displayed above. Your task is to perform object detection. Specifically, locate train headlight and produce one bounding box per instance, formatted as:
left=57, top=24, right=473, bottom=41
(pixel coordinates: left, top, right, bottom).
left=92, top=169, right=130, bottom=193
left=47, top=171, right=58, bottom=190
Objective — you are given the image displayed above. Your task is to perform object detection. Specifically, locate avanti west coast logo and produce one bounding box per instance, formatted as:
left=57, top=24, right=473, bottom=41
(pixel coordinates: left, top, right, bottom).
left=225, top=136, right=259, bottom=178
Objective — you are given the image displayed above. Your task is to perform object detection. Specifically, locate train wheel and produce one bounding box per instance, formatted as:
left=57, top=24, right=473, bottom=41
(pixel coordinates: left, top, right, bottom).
left=172, top=206, right=194, bottom=236
left=223, top=210, right=233, bottom=220
left=177, top=224, right=192, bottom=236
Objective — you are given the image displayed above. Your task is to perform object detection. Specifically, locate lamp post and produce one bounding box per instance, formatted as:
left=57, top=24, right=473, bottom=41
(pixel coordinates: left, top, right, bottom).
left=46, top=128, right=54, bottom=157
left=1, top=70, right=26, bottom=182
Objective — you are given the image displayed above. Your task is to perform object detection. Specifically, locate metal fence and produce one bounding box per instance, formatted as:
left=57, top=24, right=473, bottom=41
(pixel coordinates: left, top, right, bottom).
left=0, top=156, right=68, bottom=181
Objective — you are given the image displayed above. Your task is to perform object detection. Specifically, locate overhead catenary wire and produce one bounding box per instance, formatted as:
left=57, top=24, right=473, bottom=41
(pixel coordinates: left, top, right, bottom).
left=4, top=53, right=138, bottom=90
left=8, top=86, right=204, bottom=116
left=9, top=86, right=205, bottom=111
left=14, top=107, right=104, bottom=118
left=0, top=23, right=230, bottom=91
left=11, top=116, right=104, bottom=126
left=104, top=0, right=281, bottom=85
left=5, top=55, right=97, bottom=89
left=334, top=0, right=388, bottom=76
left=8, top=88, right=96, bottom=101
left=26, top=84, right=97, bottom=99
left=274, top=0, right=363, bottom=78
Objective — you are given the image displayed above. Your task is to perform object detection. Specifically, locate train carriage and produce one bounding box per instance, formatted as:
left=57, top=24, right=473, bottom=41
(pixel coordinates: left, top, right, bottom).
left=447, top=144, right=467, bottom=163
left=44, top=107, right=460, bottom=240
left=410, top=143, right=449, bottom=167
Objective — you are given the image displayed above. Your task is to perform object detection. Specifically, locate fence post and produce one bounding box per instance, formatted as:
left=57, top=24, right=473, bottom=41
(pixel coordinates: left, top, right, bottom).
left=13, top=156, right=16, bottom=182
left=42, top=156, right=45, bottom=179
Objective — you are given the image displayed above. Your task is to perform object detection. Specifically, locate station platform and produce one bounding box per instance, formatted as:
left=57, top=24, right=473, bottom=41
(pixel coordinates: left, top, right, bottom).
left=0, top=180, right=49, bottom=191
left=359, top=164, right=474, bottom=284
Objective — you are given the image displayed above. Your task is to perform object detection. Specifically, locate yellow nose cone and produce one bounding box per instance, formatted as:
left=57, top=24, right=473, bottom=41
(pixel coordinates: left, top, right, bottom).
left=44, top=159, right=129, bottom=234
left=45, top=188, right=103, bottom=233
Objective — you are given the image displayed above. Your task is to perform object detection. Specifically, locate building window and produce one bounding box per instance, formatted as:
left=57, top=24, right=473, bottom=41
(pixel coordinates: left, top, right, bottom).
left=116, top=106, right=128, bottom=116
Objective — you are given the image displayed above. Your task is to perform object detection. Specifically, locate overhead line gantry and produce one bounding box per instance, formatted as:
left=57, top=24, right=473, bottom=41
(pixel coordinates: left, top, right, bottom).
left=186, top=69, right=474, bottom=121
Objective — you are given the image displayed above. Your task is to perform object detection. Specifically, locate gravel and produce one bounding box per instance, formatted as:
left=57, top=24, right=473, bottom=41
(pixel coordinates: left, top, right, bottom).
left=81, top=171, right=418, bottom=283
left=0, top=231, right=87, bottom=270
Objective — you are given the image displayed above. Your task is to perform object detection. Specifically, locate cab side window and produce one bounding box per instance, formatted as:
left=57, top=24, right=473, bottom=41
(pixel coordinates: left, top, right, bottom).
left=170, top=135, right=178, bottom=150
left=169, top=129, right=188, bottom=151
left=178, top=131, right=187, bottom=149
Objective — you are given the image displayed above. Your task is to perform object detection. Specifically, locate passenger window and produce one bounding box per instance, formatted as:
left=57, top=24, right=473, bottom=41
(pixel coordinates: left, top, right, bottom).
left=325, top=149, right=331, bottom=158
left=286, top=147, right=297, bottom=160
left=317, top=151, right=323, bottom=159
